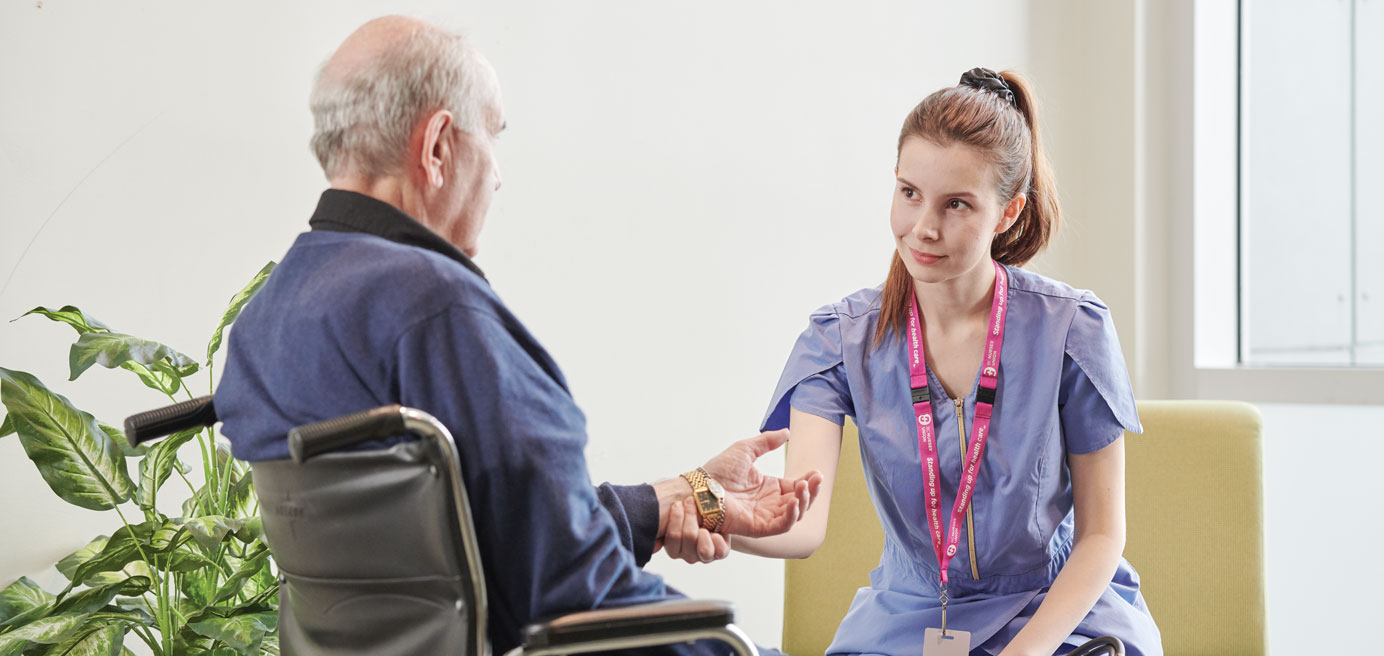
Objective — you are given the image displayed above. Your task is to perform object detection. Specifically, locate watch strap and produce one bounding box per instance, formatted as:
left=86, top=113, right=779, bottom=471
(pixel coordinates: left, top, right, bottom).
left=679, top=467, right=725, bottom=532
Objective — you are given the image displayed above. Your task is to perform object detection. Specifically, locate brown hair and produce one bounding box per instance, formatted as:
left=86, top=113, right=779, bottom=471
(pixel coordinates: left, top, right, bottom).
left=873, top=70, right=1060, bottom=346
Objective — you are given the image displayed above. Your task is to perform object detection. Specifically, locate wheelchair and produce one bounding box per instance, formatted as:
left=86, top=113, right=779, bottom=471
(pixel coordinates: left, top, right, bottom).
left=125, top=397, right=759, bottom=656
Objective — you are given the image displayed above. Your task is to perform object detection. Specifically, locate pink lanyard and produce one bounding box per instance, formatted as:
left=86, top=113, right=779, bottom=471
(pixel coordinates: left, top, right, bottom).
left=906, top=259, right=1009, bottom=589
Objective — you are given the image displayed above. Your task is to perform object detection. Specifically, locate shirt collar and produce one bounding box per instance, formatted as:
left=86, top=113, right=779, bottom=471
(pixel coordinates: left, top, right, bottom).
left=307, top=188, right=486, bottom=281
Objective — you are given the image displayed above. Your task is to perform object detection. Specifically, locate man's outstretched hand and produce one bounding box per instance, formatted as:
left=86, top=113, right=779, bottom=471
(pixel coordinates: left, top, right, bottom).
left=702, top=429, right=824, bottom=538
left=656, top=429, right=824, bottom=564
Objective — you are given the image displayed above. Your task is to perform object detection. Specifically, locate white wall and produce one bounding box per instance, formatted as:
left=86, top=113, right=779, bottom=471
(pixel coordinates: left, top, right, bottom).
left=6, top=3, right=1379, bottom=655
left=0, top=1, right=1030, bottom=648
left=1258, top=403, right=1384, bottom=655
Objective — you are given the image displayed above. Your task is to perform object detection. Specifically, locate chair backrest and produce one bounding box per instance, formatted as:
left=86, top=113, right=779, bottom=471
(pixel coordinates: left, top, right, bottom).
left=253, top=440, right=481, bottom=656
left=1124, top=400, right=1265, bottom=656
left=782, top=401, right=1266, bottom=656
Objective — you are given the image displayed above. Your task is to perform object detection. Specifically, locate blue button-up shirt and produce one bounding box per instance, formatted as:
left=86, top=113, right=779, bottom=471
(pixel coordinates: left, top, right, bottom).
left=216, top=190, right=762, bottom=654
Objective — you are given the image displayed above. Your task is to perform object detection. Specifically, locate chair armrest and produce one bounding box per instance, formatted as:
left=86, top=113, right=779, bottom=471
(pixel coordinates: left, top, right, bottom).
left=522, top=599, right=736, bottom=649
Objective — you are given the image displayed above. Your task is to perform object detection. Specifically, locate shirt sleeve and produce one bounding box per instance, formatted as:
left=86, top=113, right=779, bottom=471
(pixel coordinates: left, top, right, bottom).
left=595, top=483, right=659, bottom=567
left=761, top=307, right=853, bottom=430
left=392, top=304, right=678, bottom=650
left=1059, top=294, right=1143, bottom=454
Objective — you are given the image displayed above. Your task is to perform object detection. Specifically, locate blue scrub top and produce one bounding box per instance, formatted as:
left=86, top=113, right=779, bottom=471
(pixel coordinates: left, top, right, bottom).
left=762, top=265, right=1163, bottom=656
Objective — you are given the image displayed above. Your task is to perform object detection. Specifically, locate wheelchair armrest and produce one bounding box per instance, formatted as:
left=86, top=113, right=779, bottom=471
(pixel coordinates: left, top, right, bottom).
left=521, top=599, right=737, bottom=649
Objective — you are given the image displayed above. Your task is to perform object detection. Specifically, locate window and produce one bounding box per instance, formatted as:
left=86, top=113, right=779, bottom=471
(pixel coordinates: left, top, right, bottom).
left=1240, top=0, right=1382, bottom=366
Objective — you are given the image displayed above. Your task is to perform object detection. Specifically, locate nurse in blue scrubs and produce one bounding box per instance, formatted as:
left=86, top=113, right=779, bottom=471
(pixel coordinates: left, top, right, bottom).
left=735, top=69, right=1163, bottom=655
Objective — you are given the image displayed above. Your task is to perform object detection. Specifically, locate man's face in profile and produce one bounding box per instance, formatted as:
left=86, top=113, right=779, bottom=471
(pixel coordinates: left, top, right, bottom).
left=435, top=63, right=504, bottom=258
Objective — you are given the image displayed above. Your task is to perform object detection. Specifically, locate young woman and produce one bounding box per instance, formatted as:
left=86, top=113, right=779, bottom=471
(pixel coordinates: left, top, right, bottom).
left=737, top=69, right=1161, bottom=655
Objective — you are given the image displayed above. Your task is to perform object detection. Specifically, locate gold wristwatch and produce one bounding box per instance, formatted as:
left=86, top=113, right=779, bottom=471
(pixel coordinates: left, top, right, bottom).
left=680, top=467, right=726, bottom=533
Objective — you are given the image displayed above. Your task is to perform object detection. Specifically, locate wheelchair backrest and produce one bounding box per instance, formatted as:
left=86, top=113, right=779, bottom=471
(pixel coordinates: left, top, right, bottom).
left=253, top=439, right=483, bottom=656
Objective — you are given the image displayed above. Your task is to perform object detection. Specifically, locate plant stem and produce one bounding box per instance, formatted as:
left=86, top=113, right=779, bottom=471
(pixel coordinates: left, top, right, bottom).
left=169, top=380, right=217, bottom=518
left=162, top=562, right=174, bottom=655
left=112, top=504, right=158, bottom=588
left=196, top=432, right=215, bottom=516
left=131, top=623, right=162, bottom=656
left=176, top=466, right=199, bottom=502
left=113, top=503, right=172, bottom=656
left=216, top=442, right=235, bottom=513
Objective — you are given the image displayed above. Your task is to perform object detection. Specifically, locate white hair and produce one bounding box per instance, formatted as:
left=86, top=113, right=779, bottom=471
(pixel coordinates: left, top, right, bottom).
left=309, top=25, right=495, bottom=178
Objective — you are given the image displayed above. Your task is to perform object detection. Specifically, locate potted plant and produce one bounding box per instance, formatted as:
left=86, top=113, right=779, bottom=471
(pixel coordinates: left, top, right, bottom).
left=0, top=263, right=279, bottom=656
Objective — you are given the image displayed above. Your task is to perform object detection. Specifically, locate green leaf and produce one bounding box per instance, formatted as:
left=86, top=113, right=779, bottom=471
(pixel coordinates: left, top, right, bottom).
left=177, top=568, right=216, bottom=609
left=232, top=517, right=263, bottom=544
left=19, top=307, right=110, bottom=335
left=65, top=524, right=154, bottom=588
left=1, top=414, right=13, bottom=438
left=97, top=425, right=145, bottom=459
left=145, top=524, right=215, bottom=573
left=223, top=466, right=255, bottom=519
left=175, top=516, right=244, bottom=552
left=153, top=358, right=198, bottom=380
left=110, top=598, right=153, bottom=621
left=64, top=520, right=222, bottom=586
left=171, top=627, right=214, bottom=656
left=39, top=621, right=123, bottom=656
left=58, top=538, right=153, bottom=589
left=186, top=611, right=276, bottom=653
left=0, top=577, right=54, bottom=627
left=135, top=429, right=196, bottom=510
left=206, top=262, right=275, bottom=366
left=161, top=547, right=218, bottom=574
left=0, top=614, right=85, bottom=655
left=116, top=362, right=180, bottom=396
left=68, top=333, right=196, bottom=383
left=0, top=369, right=135, bottom=510
left=51, top=578, right=151, bottom=617
left=56, top=538, right=107, bottom=581
left=210, top=546, right=270, bottom=605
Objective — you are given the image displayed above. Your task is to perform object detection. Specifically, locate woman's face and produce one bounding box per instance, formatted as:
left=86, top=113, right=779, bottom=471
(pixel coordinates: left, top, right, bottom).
left=890, top=137, right=1022, bottom=286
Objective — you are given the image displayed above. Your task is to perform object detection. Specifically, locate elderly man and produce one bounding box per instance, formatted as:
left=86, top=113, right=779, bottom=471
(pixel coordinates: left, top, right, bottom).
left=214, top=15, right=817, bottom=655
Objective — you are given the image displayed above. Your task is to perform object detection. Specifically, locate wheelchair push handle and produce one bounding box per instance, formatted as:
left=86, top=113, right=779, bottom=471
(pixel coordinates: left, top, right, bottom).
left=288, top=404, right=407, bottom=463
left=124, top=396, right=217, bottom=446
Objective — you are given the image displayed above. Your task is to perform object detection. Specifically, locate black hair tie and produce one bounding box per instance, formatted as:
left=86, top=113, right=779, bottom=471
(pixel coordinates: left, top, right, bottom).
left=959, top=67, right=1016, bottom=107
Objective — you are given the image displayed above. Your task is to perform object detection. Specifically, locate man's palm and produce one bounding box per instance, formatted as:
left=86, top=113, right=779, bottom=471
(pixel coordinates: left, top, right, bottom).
left=702, top=429, right=821, bottom=537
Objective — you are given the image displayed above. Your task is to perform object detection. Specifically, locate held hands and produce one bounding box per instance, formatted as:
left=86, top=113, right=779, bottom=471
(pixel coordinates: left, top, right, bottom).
left=657, top=429, right=824, bottom=564
left=659, top=497, right=731, bottom=564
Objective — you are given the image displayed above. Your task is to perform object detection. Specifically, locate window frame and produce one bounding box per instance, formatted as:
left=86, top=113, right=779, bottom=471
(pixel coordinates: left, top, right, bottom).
left=1180, top=0, right=1384, bottom=404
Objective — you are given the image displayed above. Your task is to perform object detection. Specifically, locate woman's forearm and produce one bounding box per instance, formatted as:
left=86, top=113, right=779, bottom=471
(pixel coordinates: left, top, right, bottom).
left=733, top=408, right=844, bottom=559
left=1002, top=438, right=1128, bottom=656
left=732, top=511, right=828, bottom=559
left=998, top=532, right=1124, bottom=656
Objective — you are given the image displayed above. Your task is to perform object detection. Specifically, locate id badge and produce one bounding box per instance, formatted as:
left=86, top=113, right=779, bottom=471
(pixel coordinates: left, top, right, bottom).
left=922, top=627, right=971, bottom=656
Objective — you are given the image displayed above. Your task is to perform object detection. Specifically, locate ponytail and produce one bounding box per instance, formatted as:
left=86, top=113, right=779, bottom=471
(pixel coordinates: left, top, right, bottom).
left=990, top=71, right=1060, bottom=267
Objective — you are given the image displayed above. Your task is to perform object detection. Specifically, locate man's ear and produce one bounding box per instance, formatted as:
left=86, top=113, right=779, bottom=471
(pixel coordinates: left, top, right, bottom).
left=999, top=194, right=1026, bottom=233
left=418, top=109, right=454, bottom=189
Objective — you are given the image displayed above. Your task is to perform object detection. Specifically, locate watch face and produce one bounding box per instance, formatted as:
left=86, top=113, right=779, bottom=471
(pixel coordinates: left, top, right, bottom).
left=696, top=491, right=719, bottom=514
